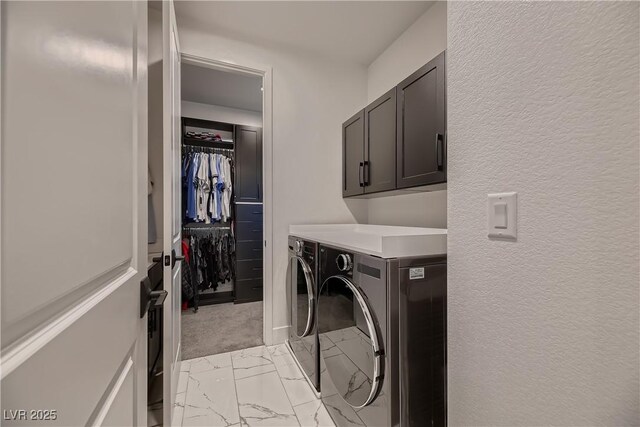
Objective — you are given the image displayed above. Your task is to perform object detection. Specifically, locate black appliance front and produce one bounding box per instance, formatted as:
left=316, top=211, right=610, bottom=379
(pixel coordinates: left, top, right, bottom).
left=398, top=259, right=447, bottom=427
left=286, top=237, right=320, bottom=391
left=318, top=245, right=390, bottom=427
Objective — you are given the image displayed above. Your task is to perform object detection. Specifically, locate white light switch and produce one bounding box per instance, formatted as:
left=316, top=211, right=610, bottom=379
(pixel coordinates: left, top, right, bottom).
left=488, top=192, right=517, bottom=239
left=494, top=203, right=508, bottom=228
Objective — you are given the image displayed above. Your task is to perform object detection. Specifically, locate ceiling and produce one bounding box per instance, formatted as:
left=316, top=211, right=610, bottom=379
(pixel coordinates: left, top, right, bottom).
left=174, top=1, right=434, bottom=65
left=181, top=63, right=263, bottom=112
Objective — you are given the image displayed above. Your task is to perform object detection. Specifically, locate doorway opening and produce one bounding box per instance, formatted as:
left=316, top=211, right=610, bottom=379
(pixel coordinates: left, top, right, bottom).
left=146, top=5, right=272, bottom=423
left=179, top=61, right=265, bottom=360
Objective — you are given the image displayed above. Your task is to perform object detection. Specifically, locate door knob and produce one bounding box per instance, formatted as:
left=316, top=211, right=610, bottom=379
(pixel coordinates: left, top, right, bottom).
left=152, top=252, right=172, bottom=267
left=171, top=249, right=185, bottom=268
left=140, top=277, right=168, bottom=318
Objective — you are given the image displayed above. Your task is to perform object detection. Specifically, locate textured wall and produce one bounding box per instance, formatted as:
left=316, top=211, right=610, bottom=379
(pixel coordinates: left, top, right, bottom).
left=366, top=1, right=447, bottom=228
left=447, top=2, right=639, bottom=425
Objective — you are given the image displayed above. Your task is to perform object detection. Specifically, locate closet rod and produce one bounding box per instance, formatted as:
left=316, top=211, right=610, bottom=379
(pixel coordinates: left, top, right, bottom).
left=182, top=141, right=234, bottom=151
left=183, top=226, right=231, bottom=230
left=181, top=146, right=234, bottom=154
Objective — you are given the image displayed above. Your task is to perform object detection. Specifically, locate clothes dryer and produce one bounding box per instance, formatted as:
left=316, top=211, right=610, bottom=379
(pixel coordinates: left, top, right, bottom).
left=318, top=244, right=447, bottom=427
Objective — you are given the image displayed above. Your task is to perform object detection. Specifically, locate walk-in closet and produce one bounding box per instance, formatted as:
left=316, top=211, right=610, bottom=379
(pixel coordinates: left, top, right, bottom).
left=179, top=63, right=265, bottom=360
left=146, top=6, right=265, bottom=424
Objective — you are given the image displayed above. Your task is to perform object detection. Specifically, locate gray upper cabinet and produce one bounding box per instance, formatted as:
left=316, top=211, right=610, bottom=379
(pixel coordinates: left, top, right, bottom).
left=342, top=109, right=365, bottom=197
left=342, top=51, right=446, bottom=198
left=235, top=125, right=263, bottom=202
left=396, top=51, right=446, bottom=188
left=364, top=88, right=397, bottom=194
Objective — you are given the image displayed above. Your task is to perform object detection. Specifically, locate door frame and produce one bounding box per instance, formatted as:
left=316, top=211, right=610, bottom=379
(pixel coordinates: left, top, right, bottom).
left=134, top=1, right=149, bottom=425
left=179, top=53, right=275, bottom=345
left=162, top=1, right=182, bottom=425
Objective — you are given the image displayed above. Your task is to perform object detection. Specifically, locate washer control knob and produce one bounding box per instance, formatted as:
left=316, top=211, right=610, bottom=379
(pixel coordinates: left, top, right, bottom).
left=336, top=254, right=352, bottom=272
left=294, top=240, right=303, bottom=254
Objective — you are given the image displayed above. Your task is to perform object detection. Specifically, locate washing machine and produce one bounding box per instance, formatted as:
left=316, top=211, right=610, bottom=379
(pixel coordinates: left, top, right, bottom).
left=318, top=244, right=447, bottom=427
left=286, top=236, right=320, bottom=392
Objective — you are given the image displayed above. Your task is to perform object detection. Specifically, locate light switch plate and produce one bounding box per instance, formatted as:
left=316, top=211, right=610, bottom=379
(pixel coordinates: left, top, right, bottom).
left=488, top=192, right=517, bottom=239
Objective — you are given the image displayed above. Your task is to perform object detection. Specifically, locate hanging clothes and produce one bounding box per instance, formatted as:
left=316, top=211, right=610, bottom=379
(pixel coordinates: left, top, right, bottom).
left=181, top=229, right=236, bottom=298
left=196, top=153, right=210, bottom=223
left=216, top=154, right=225, bottom=221
left=183, top=152, right=200, bottom=221
left=221, top=156, right=233, bottom=222
left=208, top=154, right=218, bottom=221
left=182, top=148, right=234, bottom=224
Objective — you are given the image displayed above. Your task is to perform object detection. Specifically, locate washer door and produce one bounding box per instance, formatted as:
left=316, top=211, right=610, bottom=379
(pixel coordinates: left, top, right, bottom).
left=287, top=255, right=315, bottom=338
left=319, top=275, right=384, bottom=409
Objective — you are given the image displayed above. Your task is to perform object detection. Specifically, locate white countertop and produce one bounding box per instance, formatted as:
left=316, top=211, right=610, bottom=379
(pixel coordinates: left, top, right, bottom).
left=289, top=224, right=447, bottom=258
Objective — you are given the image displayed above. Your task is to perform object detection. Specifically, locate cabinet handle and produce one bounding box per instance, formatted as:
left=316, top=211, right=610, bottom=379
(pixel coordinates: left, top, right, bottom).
left=363, top=161, right=370, bottom=186
left=359, top=162, right=364, bottom=187
left=436, top=134, right=444, bottom=171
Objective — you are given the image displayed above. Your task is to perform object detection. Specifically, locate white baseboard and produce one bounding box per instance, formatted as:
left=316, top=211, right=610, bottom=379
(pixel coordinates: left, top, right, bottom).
left=271, top=325, right=289, bottom=345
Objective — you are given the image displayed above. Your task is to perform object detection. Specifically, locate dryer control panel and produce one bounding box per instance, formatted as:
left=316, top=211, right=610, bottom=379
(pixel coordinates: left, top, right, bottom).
left=319, top=246, right=355, bottom=279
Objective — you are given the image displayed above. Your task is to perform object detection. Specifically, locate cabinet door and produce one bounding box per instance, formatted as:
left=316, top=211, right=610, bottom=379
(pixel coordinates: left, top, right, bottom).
left=342, top=109, right=365, bottom=197
left=396, top=51, right=446, bottom=188
left=365, top=88, right=397, bottom=194
left=235, top=125, right=263, bottom=202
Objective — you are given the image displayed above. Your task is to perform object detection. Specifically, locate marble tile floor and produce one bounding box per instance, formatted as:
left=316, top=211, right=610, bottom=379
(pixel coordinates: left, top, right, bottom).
left=172, top=344, right=336, bottom=427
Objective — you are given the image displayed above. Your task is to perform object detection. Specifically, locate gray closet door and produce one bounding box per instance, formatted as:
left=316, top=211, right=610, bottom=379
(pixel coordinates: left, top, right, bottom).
left=365, top=88, right=397, bottom=194
left=396, top=51, right=446, bottom=188
left=342, top=110, right=365, bottom=197
left=235, top=125, right=263, bottom=202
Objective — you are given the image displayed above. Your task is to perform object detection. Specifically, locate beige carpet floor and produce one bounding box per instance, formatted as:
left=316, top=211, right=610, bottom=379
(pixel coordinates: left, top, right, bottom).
left=180, top=301, right=263, bottom=360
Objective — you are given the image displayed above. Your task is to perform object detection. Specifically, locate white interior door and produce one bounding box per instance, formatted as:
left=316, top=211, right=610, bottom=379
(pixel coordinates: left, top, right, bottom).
left=0, top=1, right=148, bottom=426
left=162, top=1, right=182, bottom=424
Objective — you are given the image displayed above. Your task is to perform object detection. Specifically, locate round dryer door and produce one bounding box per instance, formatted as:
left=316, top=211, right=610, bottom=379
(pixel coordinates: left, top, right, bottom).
left=318, top=275, right=384, bottom=409
left=287, top=255, right=315, bottom=338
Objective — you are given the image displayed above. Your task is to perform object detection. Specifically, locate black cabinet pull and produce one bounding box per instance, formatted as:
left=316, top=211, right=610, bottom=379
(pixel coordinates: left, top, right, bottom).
left=436, top=134, right=444, bottom=171
left=363, top=161, right=370, bottom=186
left=359, top=162, right=364, bottom=187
